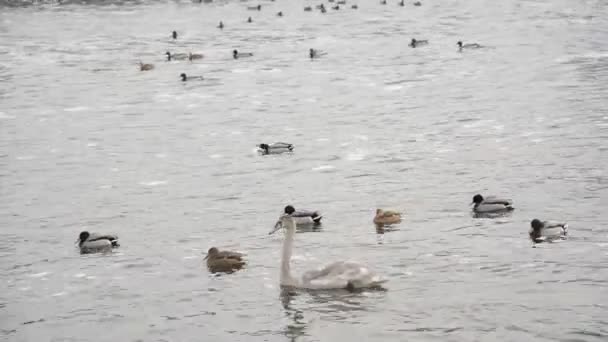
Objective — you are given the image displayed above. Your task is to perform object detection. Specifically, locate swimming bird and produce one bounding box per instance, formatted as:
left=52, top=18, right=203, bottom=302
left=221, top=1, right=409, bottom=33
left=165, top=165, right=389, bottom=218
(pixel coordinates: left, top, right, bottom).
left=337, top=0, right=346, bottom=4
left=180, top=73, right=204, bottom=82
left=139, top=61, right=154, bottom=71
left=247, top=4, right=261, bottom=10
left=399, top=0, right=404, bottom=6
left=309, top=48, right=328, bottom=59
left=409, top=38, right=428, bottom=48
left=205, top=247, right=246, bottom=273
left=218, top=21, right=224, bottom=29
left=247, top=16, right=253, bottom=23
left=304, top=6, right=312, bottom=11
left=166, top=51, right=188, bottom=61
left=277, top=11, right=283, bottom=16
left=320, top=4, right=327, bottom=12
left=269, top=213, right=387, bottom=290
left=471, top=194, right=514, bottom=213
left=189, top=52, right=204, bottom=61
left=283, top=205, right=322, bottom=225
left=258, top=142, right=293, bottom=155
left=529, top=219, right=568, bottom=244
left=332, top=5, right=340, bottom=10
left=373, top=209, right=402, bottom=225
left=380, top=0, right=387, bottom=4
left=77, top=231, right=119, bottom=254
left=172, top=30, right=177, bottom=39
left=414, top=1, right=422, bottom=6
left=351, top=4, right=358, bottom=9
left=233, top=49, right=254, bottom=59
left=457, top=41, right=482, bottom=50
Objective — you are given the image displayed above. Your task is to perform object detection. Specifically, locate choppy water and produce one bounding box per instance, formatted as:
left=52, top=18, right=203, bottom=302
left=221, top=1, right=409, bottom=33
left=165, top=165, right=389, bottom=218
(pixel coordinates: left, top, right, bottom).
left=1, top=0, right=607, bottom=341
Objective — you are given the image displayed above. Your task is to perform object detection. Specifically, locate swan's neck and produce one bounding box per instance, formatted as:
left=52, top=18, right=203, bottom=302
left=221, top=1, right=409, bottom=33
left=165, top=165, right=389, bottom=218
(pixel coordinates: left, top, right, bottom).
left=280, top=219, right=298, bottom=286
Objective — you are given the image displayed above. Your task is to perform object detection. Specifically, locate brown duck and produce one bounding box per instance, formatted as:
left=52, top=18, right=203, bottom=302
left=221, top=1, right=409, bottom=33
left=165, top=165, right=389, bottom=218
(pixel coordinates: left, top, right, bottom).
left=204, top=247, right=246, bottom=273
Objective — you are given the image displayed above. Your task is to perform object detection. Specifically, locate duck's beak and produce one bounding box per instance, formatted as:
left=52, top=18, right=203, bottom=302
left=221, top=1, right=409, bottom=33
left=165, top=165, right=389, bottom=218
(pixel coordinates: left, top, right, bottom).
left=268, top=221, right=282, bottom=235
left=203, top=254, right=209, bottom=260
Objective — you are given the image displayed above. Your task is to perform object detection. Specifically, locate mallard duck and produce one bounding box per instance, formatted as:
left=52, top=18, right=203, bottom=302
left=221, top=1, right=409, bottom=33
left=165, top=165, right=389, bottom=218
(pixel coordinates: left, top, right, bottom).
left=399, top=0, right=404, bottom=6
left=529, top=219, right=568, bottom=243
left=258, top=142, right=293, bottom=155
left=457, top=41, right=482, bottom=50
left=283, top=205, right=322, bottom=225
left=218, top=21, right=224, bottom=29
left=247, top=4, right=261, bottom=10
left=380, top=0, right=387, bottom=4
left=471, top=194, right=513, bottom=213
left=180, top=73, right=204, bottom=82
left=139, top=61, right=154, bottom=71
left=205, top=247, right=246, bottom=273
left=277, top=11, right=283, bottom=16
left=233, top=49, right=254, bottom=59
left=189, top=52, right=204, bottom=61
left=337, top=0, right=346, bottom=4
left=351, top=4, right=358, bottom=9
left=309, top=48, right=328, bottom=59
left=304, top=6, right=312, bottom=11
left=77, top=231, right=119, bottom=254
left=414, top=1, right=422, bottom=6
left=409, top=38, right=428, bottom=48
left=166, top=51, right=188, bottom=61
left=373, top=209, right=402, bottom=225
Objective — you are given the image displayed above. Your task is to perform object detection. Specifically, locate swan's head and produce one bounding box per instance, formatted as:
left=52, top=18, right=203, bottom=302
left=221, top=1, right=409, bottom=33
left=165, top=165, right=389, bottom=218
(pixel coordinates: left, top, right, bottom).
left=204, top=247, right=219, bottom=259
left=77, top=231, right=90, bottom=246
left=471, top=194, right=484, bottom=205
left=269, top=212, right=295, bottom=235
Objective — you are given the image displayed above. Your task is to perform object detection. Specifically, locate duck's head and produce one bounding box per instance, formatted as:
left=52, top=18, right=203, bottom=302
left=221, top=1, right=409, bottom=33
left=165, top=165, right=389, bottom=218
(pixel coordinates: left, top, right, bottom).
left=180, top=73, right=187, bottom=81
left=472, top=194, right=484, bottom=205
left=77, top=231, right=90, bottom=246
left=457, top=41, right=463, bottom=48
left=531, top=219, right=543, bottom=231
left=284, top=205, right=295, bottom=215
left=204, top=247, right=219, bottom=259
left=258, top=143, right=269, bottom=151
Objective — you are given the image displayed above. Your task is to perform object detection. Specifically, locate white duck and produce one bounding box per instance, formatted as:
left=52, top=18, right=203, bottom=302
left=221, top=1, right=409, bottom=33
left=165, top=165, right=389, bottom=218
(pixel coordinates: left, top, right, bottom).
left=529, top=219, right=568, bottom=243
left=77, top=231, right=119, bottom=254
left=269, top=213, right=387, bottom=290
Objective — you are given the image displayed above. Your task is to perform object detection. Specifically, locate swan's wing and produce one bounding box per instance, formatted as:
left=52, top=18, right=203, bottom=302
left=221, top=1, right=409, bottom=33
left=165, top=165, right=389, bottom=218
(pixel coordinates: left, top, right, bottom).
left=303, top=261, right=386, bottom=289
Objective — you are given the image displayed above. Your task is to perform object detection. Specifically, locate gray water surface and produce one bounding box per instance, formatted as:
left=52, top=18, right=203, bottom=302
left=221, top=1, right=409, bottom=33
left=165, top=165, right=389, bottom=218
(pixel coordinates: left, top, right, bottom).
left=1, top=0, right=607, bottom=341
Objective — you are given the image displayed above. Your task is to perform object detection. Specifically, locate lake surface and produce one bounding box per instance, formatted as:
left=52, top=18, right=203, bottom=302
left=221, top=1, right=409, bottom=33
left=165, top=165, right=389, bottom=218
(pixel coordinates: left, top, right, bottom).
left=1, top=0, right=607, bottom=341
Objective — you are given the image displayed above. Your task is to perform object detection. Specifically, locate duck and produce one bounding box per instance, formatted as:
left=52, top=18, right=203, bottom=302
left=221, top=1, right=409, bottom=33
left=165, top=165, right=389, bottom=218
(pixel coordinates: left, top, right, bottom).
left=304, top=6, right=312, bottom=11
left=332, top=5, right=340, bottom=10
left=337, top=0, right=346, bottom=4
left=247, top=16, right=253, bottom=23
left=77, top=231, right=119, bottom=254
left=414, top=1, right=422, bottom=6
left=277, top=11, right=283, bottom=16
left=373, top=209, right=402, bottom=225
left=351, top=4, right=358, bottom=9
left=269, top=212, right=386, bottom=290
left=399, top=0, right=404, bottom=6
left=471, top=194, right=514, bottom=213
left=205, top=247, right=246, bottom=273
left=258, top=142, right=293, bottom=155
left=188, top=52, right=204, bottom=61
left=319, top=4, right=327, bottom=12
left=409, top=38, right=428, bottom=48
left=457, top=41, right=482, bottom=50
left=139, top=61, right=154, bottom=71
left=180, top=73, right=204, bottom=82
left=172, top=30, right=177, bottom=39
left=218, top=21, right=224, bottom=29
left=529, top=219, right=568, bottom=244
left=233, top=49, right=254, bottom=59
left=284, top=205, right=322, bottom=225
left=380, top=0, right=387, bottom=4
left=165, top=51, right=188, bottom=61
left=247, top=4, right=261, bottom=10
left=309, top=48, right=328, bottom=59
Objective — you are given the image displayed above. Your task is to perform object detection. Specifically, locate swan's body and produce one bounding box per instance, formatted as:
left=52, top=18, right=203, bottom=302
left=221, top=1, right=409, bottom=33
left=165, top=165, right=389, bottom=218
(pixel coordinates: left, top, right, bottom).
left=471, top=194, right=514, bottom=213
left=529, top=219, right=568, bottom=243
left=258, top=142, right=293, bottom=155
left=270, top=214, right=386, bottom=290
left=77, top=231, right=119, bottom=254
left=205, top=247, right=246, bottom=273
left=373, top=209, right=402, bottom=225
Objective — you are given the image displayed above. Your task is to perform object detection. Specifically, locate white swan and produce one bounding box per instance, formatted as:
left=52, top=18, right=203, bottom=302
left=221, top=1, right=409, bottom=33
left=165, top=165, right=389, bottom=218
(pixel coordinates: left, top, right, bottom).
left=269, top=213, right=387, bottom=290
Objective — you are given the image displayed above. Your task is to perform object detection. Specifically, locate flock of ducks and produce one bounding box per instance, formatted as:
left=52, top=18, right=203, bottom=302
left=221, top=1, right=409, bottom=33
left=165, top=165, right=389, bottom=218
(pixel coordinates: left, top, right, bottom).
left=79, top=0, right=569, bottom=291
left=137, top=1, right=485, bottom=79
